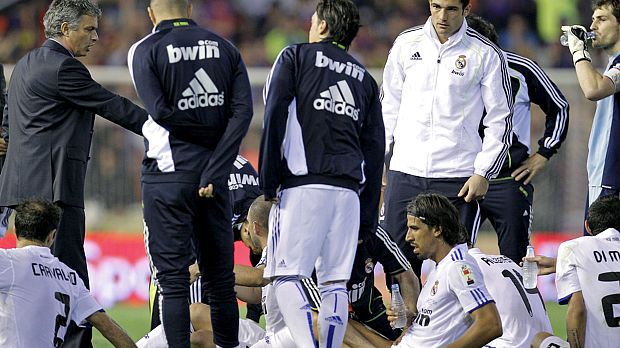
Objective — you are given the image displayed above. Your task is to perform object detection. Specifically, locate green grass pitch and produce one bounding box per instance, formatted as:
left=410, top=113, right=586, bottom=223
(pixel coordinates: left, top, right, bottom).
left=92, top=302, right=568, bottom=347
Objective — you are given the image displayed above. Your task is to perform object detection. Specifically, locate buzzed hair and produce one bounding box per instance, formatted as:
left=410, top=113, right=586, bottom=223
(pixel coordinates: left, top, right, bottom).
left=150, top=0, right=188, bottom=12
left=248, top=196, right=273, bottom=229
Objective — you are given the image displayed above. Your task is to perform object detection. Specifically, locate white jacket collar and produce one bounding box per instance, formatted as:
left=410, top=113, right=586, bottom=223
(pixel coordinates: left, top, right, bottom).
left=423, top=16, right=468, bottom=49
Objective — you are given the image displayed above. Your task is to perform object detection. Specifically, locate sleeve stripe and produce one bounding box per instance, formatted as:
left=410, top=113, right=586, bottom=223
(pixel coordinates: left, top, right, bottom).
left=263, top=46, right=292, bottom=105
left=466, top=29, right=514, bottom=179
left=376, top=225, right=411, bottom=270
left=127, top=32, right=156, bottom=91
left=470, top=289, right=482, bottom=305
left=506, top=52, right=569, bottom=151
left=190, top=277, right=202, bottom=304
left=467, top=300, right=495, bottom=313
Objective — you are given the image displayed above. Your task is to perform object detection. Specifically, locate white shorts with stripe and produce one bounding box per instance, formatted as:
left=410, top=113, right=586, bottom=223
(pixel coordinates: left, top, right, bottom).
left=263, top=184, right=360, bottom=283
left=250, top=327, right=295, bottom=348
left=239, top=318, right=266, bottom=347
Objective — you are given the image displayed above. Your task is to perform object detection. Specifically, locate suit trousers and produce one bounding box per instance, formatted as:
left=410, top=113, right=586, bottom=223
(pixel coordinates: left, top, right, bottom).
left=51, top=203, right=92, bottom=348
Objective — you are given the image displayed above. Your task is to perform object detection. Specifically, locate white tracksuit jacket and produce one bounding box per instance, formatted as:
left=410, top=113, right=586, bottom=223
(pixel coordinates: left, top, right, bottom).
left=382, top=18, right=513, bottom=180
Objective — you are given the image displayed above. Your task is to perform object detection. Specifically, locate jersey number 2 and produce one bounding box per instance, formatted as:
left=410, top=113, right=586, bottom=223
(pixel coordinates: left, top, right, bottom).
left=53, top=292, right=71, bottom=347
left=599, top=272, right=620, bottom=328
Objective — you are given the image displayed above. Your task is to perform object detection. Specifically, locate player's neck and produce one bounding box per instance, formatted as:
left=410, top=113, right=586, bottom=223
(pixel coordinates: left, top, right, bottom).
left=431, top=242, right=454, bottom=263
left=16, top=239, right=47, bottom=248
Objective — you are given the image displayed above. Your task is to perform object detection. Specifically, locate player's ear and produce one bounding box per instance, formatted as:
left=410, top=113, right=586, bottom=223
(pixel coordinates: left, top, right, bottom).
left=147, top=6, right=156, bottom=26
left=319, top=19, right=329, bottom=37
left=463, top=4, right=472, bottom=16
left=60, top=22, right=70, bottom=37
left=46, top=229, right=57, bottom=247
left=584, top=220, right=593, bottom=235
left=187, top=2, right=193, bottom=18
left=432, top=226, right=442, bottom=238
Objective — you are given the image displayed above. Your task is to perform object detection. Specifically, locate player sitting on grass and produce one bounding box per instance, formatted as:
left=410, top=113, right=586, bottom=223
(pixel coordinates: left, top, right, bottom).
left=0, top=199, right=136, bottom=348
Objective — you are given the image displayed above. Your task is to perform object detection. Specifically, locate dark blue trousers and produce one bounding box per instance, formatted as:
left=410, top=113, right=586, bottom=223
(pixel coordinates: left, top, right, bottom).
left=142, top=176, right=238, bottom=348
left=382, top=170, right=480, bottom=276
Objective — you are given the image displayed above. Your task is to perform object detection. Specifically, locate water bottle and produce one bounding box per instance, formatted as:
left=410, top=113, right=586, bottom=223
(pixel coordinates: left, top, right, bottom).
left=391, top=284, right=407, bottom=328
left=560, top=31, right=596, bottom=46
left=522, top=245, right=538, bottom=289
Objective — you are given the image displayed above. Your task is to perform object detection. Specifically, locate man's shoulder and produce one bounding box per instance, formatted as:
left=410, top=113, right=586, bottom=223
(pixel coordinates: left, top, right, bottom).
left=391, top=26, right=425, bottom=47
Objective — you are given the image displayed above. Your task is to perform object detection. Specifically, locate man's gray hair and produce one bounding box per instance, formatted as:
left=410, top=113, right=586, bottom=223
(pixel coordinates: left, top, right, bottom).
left=43, top=0, right=102, bottom=39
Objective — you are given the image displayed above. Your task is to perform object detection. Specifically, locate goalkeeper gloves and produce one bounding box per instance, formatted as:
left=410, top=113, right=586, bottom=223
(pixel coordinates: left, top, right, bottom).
left=561, top=25, right=591, bottom=65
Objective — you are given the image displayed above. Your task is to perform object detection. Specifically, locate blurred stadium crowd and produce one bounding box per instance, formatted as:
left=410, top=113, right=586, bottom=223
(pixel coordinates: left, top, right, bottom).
left=0, top=0, right=598, bottom=233
left=0, top=0, right=598, bottom=68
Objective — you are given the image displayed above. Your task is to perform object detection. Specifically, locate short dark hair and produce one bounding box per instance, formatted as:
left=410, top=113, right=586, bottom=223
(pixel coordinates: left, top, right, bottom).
left=43, top=0, right=102, bottom=39
left=316, top=0, right=360, bottom=48
left=587, top=195, right=620, bottom=235
left=466, top=14, right=499, bottom=46
left=593, top=0, right=620, bottom=21
left=406, top=193, right=467, bottom=246
left=461, top=0, right=470, bottom=7
left=14, top=199, right=61, bottom=243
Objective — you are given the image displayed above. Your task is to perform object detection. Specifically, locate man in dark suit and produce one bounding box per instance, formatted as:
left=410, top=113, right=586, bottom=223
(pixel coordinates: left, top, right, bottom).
left=0, top=1, right=147, bottom=347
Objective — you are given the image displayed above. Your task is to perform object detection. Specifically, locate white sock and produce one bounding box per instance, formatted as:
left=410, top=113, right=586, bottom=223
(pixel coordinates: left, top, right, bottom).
left=136, top=325, right=168, bottom=348
left=318, top=282, right=348, bottom=348
left=274, top=276, right=317, bottom=348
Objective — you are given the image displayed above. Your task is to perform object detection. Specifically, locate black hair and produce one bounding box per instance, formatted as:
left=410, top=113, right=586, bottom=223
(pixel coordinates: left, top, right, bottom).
left=406, top=192, right=467, bottom=246
left=587, top=195, right=620, bottom=235
left=593, top=0, right=620, bottom=21
left=15, top=199, right=61, bottom=243
left=466, top=14, right=500, bottom=46
left=316, top=0, right=360, bottom=48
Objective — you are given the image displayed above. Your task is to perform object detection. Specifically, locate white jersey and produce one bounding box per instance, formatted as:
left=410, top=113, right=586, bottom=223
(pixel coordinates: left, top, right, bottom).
left=396, top=244, right=494, bottom=347
left=0, top=246, right=101, bottom=347
left=555, top=228, right=620, bottom=348
left=469, top=248, right=552, bottom=348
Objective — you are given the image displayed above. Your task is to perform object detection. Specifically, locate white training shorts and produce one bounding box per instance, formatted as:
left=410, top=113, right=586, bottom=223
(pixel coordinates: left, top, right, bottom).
left=239, top=318, right=266, bottom=347
left=250, top=327, right=296, bottom=348
left=538, top=336, right=570, bottom=348
left=263, top=184, right=360, bottom=283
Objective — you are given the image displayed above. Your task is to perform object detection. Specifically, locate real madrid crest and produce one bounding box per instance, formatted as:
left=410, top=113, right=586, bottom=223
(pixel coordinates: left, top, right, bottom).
left=364, top=258, right=374, bottom=274
left=431, top=280, right=439, bottom=296
left=455, top=55, right=467, bottom=69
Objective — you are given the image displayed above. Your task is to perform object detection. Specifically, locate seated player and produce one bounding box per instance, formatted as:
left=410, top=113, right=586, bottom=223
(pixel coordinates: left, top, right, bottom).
left=468, top=247, right=554, bottom=347
left=394, top=193, right=502, bottom=347
left=0, top=199, right=136, bottom=347
left=349, top=225, right=419, bottom=340
left=555, top=195, right=620, bottom=347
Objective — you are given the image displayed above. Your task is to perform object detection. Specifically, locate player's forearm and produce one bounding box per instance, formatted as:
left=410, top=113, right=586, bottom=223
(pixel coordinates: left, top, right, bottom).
left=234, top=285, right=261, bottom=304
left=234, top=264, right=268, bottom=287
left=575, top=61, right=615, bottom=101
left=446, top=304, right=502, bottom=348
left=566, top=293, right=586, bottom=348
left=394, top=270, right=420, bottom=321
left=88, top=311, right=137, bottom=348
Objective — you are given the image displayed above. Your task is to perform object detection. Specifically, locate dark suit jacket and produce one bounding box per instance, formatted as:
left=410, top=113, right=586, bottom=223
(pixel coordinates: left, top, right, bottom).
left=0, top=40, right=147, bottom=208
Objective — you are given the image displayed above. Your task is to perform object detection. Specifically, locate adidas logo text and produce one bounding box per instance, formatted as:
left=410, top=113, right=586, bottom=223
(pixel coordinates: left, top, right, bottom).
left=178, top=68, right=225, bottom=110
left=315, top=51, right=365, bottom=82
left=313, top=81, right=360, bottom=121
left=410, top=52, right=422, bottom=60
left=167, top=40, right=220, bottom=63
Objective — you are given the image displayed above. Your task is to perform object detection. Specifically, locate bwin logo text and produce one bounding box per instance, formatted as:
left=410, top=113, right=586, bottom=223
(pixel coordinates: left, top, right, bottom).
left=315, top=51, right=365, bottom=82
left=167, top=40, right=220, bottom=63
left=178, top=68, right=225, bottom=110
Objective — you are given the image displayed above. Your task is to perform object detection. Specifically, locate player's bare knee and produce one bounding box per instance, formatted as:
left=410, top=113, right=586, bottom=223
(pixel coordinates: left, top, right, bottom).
left=190, top=330, right=214, bottom=348
left=190, top=303, right=212, bottom=330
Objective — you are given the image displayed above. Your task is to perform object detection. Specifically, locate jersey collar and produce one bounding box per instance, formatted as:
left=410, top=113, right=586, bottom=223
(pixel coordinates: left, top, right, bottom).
left=595, top=228, right=620, bottom=241
left=154, top=18, right=197, bottom=33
